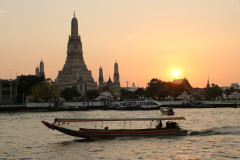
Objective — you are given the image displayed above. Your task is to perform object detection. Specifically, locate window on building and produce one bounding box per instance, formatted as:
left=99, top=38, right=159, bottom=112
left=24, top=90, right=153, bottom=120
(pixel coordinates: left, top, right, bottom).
left=2, top=84, right=10, bottom=88
left=2, top=90, right=10, bottom=95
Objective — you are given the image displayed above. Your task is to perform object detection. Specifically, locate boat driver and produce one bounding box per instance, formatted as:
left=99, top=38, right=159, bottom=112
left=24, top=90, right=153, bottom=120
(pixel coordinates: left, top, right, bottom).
left=156, top=120, right=162, bottom=129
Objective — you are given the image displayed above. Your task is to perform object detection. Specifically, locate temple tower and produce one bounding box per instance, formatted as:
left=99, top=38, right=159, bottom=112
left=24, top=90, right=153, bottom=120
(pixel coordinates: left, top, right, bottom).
left=35, top=66, right=39, bottom=76
left=98, top=66, right=104, bottom=87
left=112, top=61, right=121, bottom=98
left=113, top=61, right=119, bottom=83
left=39, top=59, right=45, bottom=77
left=55, top=12, right=97, bottom=95
left=99, top=62, right=121, bottom=98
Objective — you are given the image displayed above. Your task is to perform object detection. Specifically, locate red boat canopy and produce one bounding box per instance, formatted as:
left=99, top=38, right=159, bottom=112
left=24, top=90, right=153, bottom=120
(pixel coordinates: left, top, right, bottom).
left=54, top=117, right=186, bottom=123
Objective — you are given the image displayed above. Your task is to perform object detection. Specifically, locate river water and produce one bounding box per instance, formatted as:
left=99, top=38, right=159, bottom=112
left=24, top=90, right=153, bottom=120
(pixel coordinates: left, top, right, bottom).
left=0, top=108, right=240, bottom=160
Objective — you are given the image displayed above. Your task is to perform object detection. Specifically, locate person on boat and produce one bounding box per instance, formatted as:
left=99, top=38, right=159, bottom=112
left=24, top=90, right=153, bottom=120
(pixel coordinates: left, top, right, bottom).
left=156, top=120, right=162, bottom=129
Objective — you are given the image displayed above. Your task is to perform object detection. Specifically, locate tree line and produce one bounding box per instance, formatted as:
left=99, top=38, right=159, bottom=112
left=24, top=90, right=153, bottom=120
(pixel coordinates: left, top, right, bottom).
left=121, top=78, right=187, bottom=100
left=16, top=75, right=222, bottom=103
left=121, top=78, right=222, bottom=101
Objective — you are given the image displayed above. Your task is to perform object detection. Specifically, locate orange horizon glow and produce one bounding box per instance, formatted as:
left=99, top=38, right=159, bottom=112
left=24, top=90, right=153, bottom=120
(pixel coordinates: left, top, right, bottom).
left=0, top=1, right=240, bottom=88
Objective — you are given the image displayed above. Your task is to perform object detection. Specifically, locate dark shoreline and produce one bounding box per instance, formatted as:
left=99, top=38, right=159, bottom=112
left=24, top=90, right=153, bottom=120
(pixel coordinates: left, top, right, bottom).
left=0, top=103, right=239, bottom=112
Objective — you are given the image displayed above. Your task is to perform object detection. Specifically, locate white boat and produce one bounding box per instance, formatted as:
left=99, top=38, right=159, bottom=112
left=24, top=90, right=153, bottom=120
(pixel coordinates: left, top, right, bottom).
left=117, top=99, right=162, bottom=110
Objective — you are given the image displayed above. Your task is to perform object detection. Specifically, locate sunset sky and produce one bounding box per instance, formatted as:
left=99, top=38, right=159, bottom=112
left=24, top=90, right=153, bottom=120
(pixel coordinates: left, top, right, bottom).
left=0, top=0, right=240, bottom=88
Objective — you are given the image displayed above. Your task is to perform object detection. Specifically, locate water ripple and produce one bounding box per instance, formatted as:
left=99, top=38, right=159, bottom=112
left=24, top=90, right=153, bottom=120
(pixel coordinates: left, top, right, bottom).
left=0, top=108, right=240, bottom=159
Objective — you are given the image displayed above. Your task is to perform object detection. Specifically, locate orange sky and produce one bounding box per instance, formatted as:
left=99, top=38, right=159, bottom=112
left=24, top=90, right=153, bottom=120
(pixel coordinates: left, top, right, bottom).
left=0, top=0, right=240, bottom=88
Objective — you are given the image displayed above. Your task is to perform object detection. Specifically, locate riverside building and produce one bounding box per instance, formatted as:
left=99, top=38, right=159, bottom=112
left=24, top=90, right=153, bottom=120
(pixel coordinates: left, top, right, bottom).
left=55, top=13, right=97, bottom=96
left=0, top=79, right=18, bottom=104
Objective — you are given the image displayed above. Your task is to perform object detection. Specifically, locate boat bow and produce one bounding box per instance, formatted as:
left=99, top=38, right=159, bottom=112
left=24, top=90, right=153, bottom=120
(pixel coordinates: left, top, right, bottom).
left=41, top=120, right=56, bottom=130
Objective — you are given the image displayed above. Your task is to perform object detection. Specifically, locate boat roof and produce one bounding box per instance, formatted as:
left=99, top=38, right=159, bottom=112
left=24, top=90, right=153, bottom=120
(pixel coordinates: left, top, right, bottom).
left=54, top=117, right=186, bottom=123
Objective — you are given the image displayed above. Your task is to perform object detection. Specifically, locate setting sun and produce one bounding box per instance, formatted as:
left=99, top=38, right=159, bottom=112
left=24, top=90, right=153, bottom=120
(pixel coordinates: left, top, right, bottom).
left=172, top=70, right=179, bottom=78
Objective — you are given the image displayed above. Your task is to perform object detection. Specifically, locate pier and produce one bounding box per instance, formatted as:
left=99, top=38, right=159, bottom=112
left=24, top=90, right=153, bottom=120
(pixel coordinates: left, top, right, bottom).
left=0, top=100, right=239, bottom=112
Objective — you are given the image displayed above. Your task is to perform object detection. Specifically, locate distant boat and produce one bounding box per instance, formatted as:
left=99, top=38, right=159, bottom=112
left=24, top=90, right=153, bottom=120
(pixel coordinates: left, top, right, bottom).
left=160, top=107, right=174, bottom=116
left=116, top=99, right=162, bottom=110
left=42, top=117, right=188, bottom=139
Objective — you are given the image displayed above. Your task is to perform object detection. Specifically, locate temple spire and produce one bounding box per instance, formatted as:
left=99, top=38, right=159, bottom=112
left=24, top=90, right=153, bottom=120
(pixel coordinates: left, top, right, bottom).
left=98, top=66, right=104, bottom=87
left=114, top=61, right=119, bottom=83
left=207, top=76, right=210, bottom=88
left=71, top=11, right=78, bottom=39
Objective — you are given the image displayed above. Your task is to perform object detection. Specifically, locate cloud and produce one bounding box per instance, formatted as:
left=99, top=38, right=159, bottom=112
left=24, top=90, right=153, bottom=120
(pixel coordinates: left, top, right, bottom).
left=0, top=10, right=9, bottom=16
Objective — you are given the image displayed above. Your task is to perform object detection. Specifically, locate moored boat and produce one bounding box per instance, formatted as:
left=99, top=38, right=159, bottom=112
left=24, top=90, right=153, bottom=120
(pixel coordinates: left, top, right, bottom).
left=41, top=117, right=188, bottom=139
left=116, top=99, right=162, bottom=110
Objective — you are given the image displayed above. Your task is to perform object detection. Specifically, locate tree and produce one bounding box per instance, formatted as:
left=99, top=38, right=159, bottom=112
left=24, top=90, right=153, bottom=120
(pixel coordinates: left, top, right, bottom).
left=85, top=89, right=99, bottom=100
left=225, top=89, right=232, bottom=100
left=17, top=75, right=45, bottom=103
left=146, top=78, right=190, bottom=100
left=120, top=89, right=138, bottom=100
left=205, top=84, right=222, bottom=101
left=60, top=88, right=81, bottom=101
left=146, top=78, right=164, bottom=99
left=120, top=89, right=128, bottom=100
left=135, top=88, right=146, bottom=98
left=159, top=81, right=171, bottom=99
left=31, top=81, right=60, bottom=102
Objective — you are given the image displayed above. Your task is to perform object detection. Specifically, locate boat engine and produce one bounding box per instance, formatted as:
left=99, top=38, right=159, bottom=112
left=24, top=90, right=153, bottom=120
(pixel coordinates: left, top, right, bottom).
left=166, top=121, right=179, bottom=129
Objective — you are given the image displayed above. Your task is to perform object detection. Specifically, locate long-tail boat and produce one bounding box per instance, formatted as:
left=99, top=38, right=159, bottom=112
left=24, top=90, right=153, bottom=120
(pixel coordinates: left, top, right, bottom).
left=41, top=117, right=188, bottom=139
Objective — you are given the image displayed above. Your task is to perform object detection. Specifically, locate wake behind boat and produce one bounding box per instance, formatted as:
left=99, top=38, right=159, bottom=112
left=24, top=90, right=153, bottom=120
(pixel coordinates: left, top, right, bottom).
left=41, top=117, right=188, bottom=139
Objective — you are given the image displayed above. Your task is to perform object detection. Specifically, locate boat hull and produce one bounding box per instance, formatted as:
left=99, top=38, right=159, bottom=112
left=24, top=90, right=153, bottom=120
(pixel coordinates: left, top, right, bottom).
left=161, top=111, right=174, bottom=115
left=42, top=121, right=188, bottom=139
left=117, top=100, right=162, bottom=110
left=117, top=106, right=161, bottom=110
